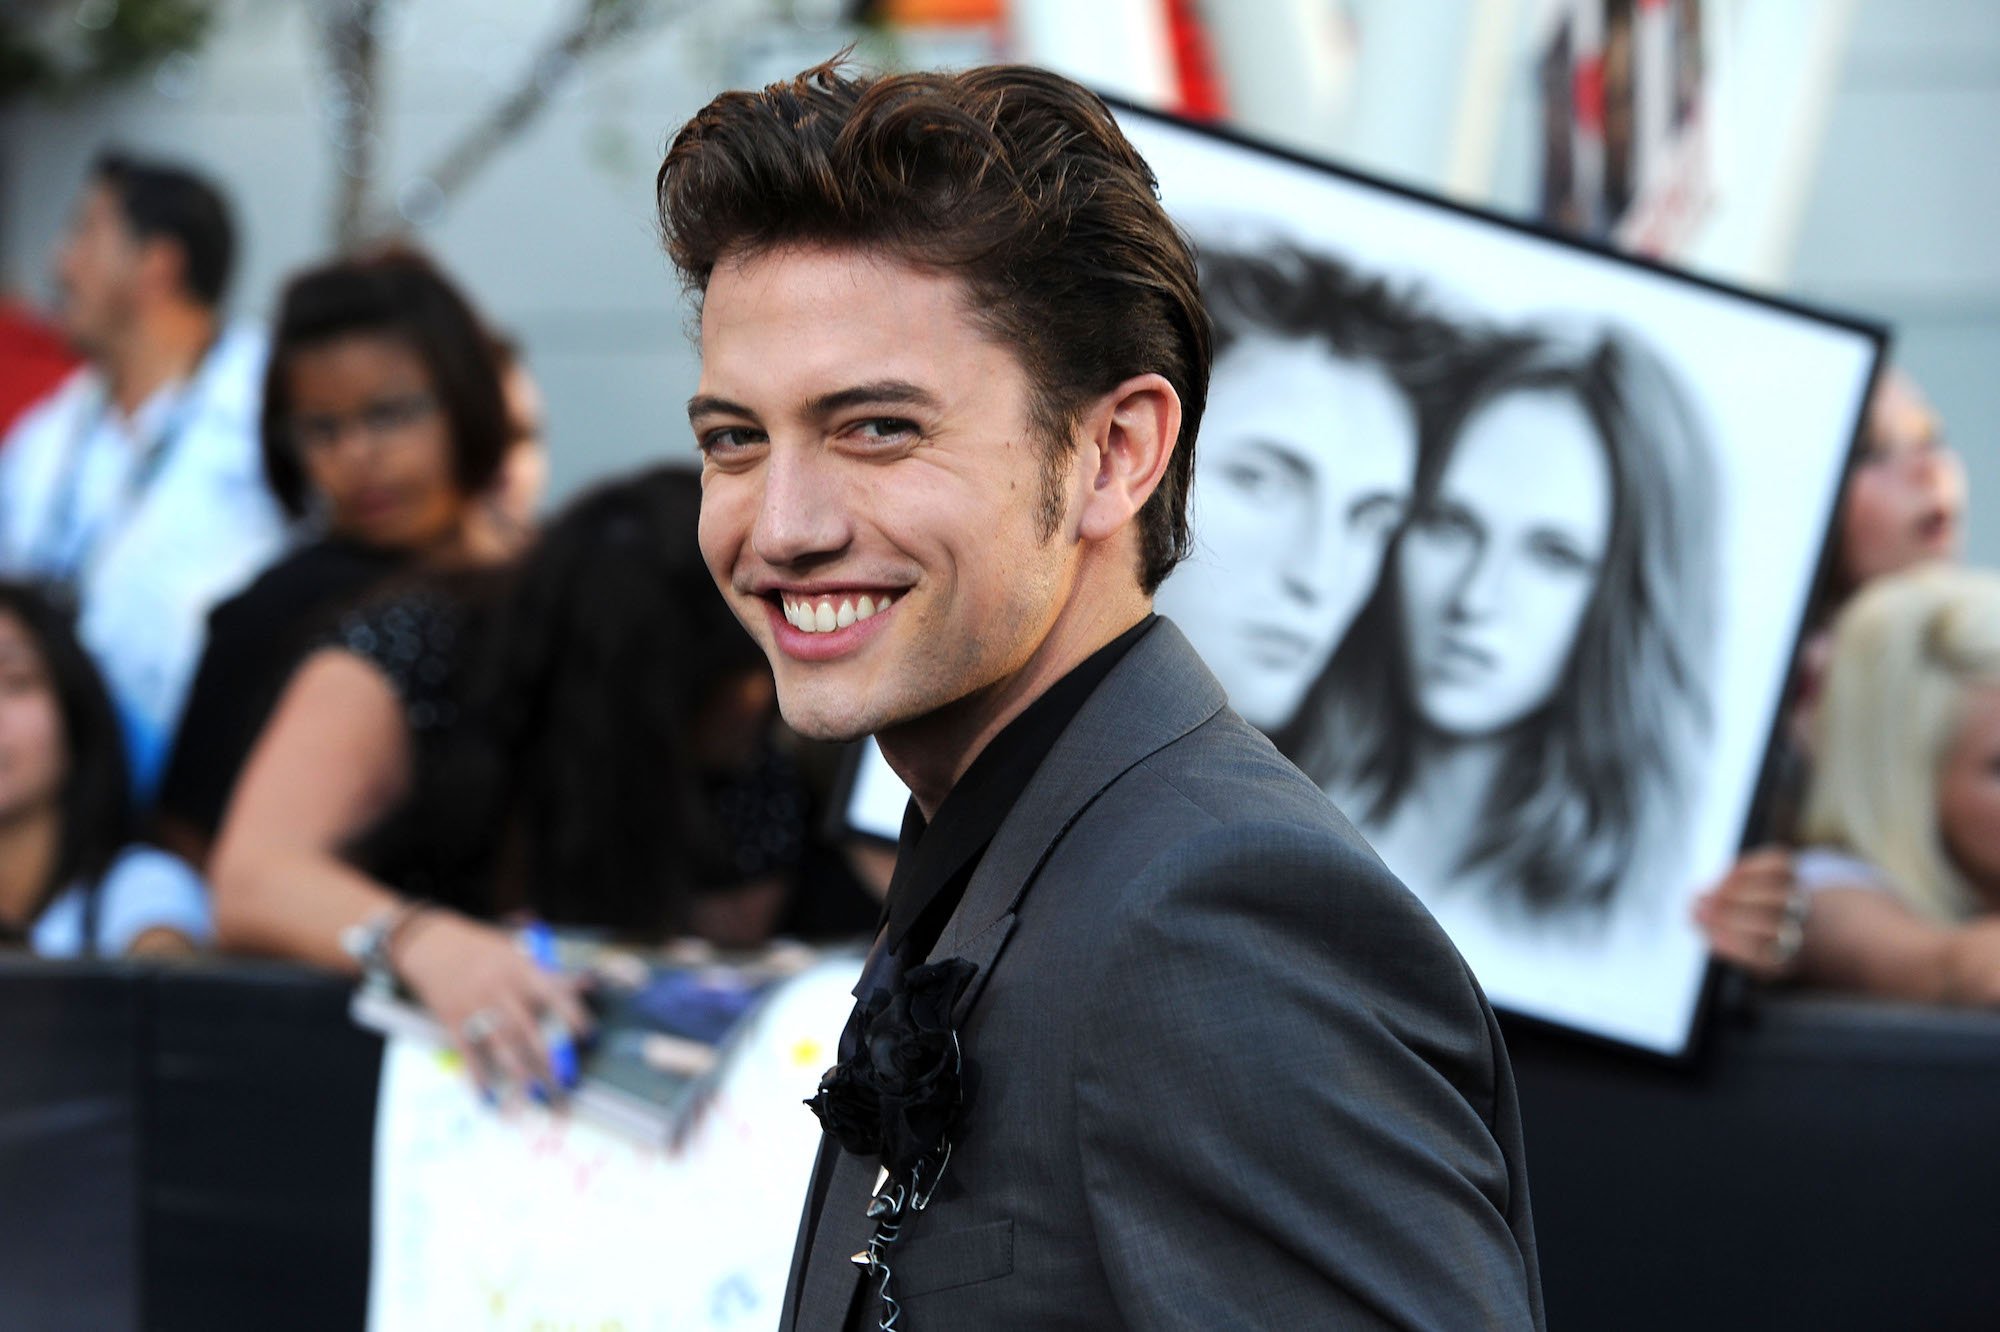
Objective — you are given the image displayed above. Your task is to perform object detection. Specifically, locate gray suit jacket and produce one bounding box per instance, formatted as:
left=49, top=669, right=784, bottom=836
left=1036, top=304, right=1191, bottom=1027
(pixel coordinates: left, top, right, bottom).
left=782, top=620, right=1545, bottom=1330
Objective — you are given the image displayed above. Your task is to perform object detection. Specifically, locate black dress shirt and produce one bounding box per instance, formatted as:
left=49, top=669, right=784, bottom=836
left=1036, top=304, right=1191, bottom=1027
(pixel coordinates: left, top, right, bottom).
left=826, top=614, right=1155, bottom=1330
left=878, top=613, right=1157, bottom=972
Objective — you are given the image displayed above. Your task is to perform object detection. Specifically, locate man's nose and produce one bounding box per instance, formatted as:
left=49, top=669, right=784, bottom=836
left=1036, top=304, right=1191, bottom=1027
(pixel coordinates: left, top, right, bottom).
left=752, top=444, right=852, bottom=567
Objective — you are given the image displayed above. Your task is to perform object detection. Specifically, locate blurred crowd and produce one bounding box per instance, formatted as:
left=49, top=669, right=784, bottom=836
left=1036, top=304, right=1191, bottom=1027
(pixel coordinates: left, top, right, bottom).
left=1693, top=365, right=1995, bottom=999
left=0, top=145, right=1993, bottom=1064
left=0, top=151, right=880, bottom=1084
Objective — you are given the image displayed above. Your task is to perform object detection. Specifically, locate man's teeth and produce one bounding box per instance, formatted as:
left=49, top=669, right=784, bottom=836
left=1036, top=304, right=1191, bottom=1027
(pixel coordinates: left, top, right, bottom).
left=781, top=592, right=894, bottom=633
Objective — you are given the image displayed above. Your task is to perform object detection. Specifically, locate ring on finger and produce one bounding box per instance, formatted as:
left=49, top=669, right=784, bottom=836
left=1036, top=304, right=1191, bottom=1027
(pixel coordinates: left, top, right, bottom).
left=1769, top=916, right=1804, bottom=968
left=460, top=1008, right=502, bottom=1044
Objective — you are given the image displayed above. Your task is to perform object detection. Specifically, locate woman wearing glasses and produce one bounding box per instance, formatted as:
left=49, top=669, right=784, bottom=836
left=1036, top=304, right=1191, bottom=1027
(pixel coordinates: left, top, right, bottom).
left=155, top=247, right=522, bottom=866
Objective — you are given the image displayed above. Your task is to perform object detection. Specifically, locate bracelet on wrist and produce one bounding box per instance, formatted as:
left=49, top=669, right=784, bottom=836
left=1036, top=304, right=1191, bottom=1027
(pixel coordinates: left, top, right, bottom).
left=339, top=899, right=433, bottom=992
left=382, top=904, right=447, bottom=980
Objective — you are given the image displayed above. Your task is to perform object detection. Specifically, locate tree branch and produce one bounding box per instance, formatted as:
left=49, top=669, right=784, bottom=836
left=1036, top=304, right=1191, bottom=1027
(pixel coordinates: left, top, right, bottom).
left=351, top=0, right=685, bottom=244
left=321, top=0, right=385, bottom=251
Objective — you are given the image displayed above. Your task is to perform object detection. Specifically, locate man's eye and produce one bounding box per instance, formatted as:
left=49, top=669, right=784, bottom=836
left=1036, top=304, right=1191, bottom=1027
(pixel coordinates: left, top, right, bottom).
left=700, top=427, right=764, bottom=456
left=1218, top=460, right=1283, bottom=498
left=849, top=418, right=918, bottom=444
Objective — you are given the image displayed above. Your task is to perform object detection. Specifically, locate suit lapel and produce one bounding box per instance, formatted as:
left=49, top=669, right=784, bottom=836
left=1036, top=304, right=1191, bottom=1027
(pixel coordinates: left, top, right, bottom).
left=787, top=924, right=914, bottom=1330
left=794, top=1146, right=888, bottom=1331
left=788, top=621, right=1226, bottom=1330
left=779, top=1138, right=838, bottom=1331
left=926, top=620, right=1227, bottom=1007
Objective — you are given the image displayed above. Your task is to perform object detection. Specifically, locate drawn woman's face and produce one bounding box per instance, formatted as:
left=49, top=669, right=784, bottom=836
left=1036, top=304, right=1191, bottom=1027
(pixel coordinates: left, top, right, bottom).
left=1155, top=336, right=1417, bottom=731
left=1398, top=388, right=1612, bottom=738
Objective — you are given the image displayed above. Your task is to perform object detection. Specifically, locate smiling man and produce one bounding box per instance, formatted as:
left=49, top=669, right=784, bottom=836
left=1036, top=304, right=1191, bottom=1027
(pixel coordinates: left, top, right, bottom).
left=659, top=61, right=1543, bottom=1331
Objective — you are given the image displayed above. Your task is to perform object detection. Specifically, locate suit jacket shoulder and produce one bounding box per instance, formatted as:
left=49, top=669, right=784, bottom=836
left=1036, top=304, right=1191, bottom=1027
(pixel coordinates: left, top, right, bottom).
left=789, top=620, right=1544, bottom=1332
left=1088, top=715, right=1504, bottom=1107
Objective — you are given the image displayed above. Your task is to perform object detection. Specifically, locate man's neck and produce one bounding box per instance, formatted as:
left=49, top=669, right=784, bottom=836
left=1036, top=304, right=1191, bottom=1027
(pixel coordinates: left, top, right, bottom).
left=0, top=805, right=62, bottom=932
left=104, top=304, right=216, bottom=419
left=881, top=581, right=1151, bottom=820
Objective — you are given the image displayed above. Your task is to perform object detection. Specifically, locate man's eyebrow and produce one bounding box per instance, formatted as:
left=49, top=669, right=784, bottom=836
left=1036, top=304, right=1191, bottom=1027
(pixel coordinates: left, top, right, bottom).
left=687, top=394, right=751, bottom=422
left=801, top=380, right=942, bottom=419
left=688, top=380, right=943, bottom=427
left=1242, top=437, right=1315, bottom=482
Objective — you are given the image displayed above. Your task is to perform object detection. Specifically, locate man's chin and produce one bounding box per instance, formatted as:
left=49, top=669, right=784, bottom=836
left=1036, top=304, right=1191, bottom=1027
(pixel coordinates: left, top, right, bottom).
left=783, top=716, right=874, bottom=745
left=774, top=692, right=881, bottom=745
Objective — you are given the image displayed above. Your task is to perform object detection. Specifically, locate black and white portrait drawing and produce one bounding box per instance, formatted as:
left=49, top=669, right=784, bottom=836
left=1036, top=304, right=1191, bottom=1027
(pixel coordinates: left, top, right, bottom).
left=1316, top=323, right=1718, bottom=927
left=1161, top=239, right=1721, bottom=950
left=1129, top=108, right=1880, bottom=1055
left=845, top=106, right=1881, bottom=1056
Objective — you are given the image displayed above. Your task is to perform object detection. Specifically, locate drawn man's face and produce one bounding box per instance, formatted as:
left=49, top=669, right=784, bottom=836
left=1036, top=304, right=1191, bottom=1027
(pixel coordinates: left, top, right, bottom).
left=1398, top=389, right=1611, bottom=738
left=1155, top=336, right=1416, bottom=732
left=691, top=245, right=1088, bottom=752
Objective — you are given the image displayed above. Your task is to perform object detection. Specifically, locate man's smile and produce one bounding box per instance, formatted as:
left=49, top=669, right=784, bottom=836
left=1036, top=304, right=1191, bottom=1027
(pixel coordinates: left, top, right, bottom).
left=778, top=589, right=900, bottom=633
left=759, top=585, right=907, bottom=663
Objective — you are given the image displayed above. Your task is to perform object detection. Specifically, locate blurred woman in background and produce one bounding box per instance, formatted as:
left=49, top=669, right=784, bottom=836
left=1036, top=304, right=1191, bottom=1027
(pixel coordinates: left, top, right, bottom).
left=1698, top=366, right=1969, bottom=973
left=210, top=468, right=827, bottom=1089
left=1309, top=325, right=1719, bottom=926
left=1699, top=563, right=2000, bottom=1001
left=0, top=582, right=207, bottom=956
left=1776, top=366, right=1965, bottom=754
left=358, top=466, right=793, bottom=944
left=157, top=246, right=530, bottom=865
left=1835, top=368, right=1964, bottom=594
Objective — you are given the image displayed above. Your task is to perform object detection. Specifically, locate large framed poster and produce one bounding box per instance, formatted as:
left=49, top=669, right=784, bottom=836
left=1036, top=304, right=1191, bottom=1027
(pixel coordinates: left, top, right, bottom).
left=845, top=99, right=1883, bottom=1059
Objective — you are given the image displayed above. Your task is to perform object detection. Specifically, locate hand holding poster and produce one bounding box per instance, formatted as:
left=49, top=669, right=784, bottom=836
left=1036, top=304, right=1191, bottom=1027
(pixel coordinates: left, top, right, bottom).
left=367, top=956, right=860, bottom=1331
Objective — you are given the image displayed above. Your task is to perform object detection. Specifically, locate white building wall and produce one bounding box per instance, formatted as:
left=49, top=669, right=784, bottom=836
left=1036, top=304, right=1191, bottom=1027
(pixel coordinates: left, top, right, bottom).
left=0, top=0, right=1994, bottom=554
left=1787, top=0, right=2000, bottom=567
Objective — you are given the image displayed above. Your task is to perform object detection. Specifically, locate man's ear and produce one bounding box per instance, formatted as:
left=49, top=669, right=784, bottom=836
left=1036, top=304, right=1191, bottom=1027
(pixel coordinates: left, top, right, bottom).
left=1074, top=373, right=1181, bottom=545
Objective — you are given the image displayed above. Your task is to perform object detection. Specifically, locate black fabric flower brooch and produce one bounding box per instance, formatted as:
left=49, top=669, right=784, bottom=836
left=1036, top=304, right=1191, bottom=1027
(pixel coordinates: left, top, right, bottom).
left=808, top=957, right=978, bottom=1186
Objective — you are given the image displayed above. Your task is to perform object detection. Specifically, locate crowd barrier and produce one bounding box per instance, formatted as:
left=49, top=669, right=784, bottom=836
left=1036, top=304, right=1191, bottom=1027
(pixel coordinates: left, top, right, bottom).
left=5, top=956, right=1999, bottom=1330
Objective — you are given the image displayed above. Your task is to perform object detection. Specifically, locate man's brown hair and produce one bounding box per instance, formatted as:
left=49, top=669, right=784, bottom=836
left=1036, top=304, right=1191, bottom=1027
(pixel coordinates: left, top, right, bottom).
left=656, top=59, right=1210, bottom=593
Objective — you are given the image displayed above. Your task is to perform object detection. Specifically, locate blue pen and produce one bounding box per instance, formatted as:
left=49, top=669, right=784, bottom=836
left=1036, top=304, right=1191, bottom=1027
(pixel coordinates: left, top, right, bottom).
left=523, top=921, right=580, bottom=1093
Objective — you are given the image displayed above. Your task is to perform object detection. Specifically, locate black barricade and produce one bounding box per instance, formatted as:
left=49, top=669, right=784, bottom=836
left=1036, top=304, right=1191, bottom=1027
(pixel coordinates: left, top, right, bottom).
left=1506, top=998, right=2000, bottom=1331
left=5, top=956, right=2000, bottom=1331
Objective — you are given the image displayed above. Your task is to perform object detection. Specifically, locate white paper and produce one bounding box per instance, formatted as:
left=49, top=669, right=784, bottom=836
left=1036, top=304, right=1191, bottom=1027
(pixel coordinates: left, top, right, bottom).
left=367, top=957, right=860, bottom=1332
